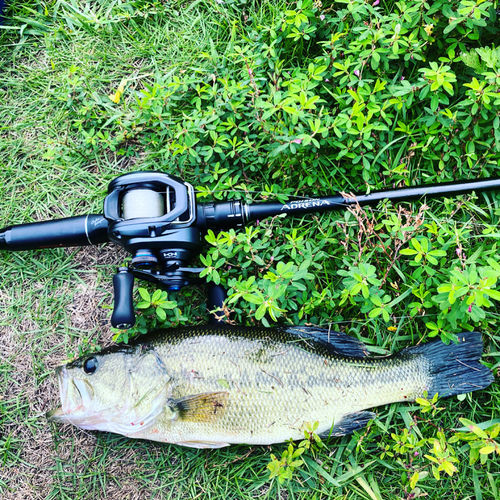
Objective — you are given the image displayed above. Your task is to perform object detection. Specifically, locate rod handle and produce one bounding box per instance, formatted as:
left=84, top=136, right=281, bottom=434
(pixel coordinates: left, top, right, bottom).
left=0, top=215, right=109, bottom=251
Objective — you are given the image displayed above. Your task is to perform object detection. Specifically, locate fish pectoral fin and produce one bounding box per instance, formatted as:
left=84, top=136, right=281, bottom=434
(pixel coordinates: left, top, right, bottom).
left=174, top=440, right=230, bottom=449
left=320, top=411, right=376, bottom=438
left=169, top=391, right=229, bottom=423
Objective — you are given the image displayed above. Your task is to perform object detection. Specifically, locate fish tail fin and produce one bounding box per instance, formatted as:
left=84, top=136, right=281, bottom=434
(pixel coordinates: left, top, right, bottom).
left=404, top=331, right=494, bottom=398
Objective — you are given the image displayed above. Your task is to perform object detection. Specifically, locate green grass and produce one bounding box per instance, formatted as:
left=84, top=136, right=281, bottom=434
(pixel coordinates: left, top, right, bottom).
left=1, top=0, right=499, bottom=499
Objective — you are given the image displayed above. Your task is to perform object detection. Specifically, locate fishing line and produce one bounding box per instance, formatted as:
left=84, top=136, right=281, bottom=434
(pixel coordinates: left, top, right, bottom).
left=122, top=189, right=164, bottom=220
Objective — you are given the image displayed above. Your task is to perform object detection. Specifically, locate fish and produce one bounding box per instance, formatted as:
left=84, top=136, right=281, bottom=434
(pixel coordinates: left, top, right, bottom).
left=47, top=326, right=494, bottom=449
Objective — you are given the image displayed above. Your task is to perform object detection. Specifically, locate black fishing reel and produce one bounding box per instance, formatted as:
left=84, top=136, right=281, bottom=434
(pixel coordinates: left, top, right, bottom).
left=103, top=171, right=250, bottom=328
left=103, top=172, right=204, bottom=328
left=0, top=170, right=250, bottom=329
left=103, top=171, right=261, bottom=328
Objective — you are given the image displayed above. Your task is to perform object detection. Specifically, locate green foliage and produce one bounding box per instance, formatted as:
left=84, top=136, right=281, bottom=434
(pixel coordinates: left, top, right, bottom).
left=267, top=442, right=306, bottom=484
left=432, top=260, right=500, bottom=330
left=450, top=418, right=500, bottom=464
left=206, top=226, right=323, bottom=325
left=377, top=393, right=472, bottom=492
left=38, top=0, right=500, bottom=182
left=374, top=392, right=500, bottom=494
left=267, top=421, right=323, bottom=484
left=112, top=287, right=187, bottom=343
left=415, top=391, right=444, bottom=416
left=424, top=432, right=459, bottom=480
left=399, top=235, right=500, bottom=341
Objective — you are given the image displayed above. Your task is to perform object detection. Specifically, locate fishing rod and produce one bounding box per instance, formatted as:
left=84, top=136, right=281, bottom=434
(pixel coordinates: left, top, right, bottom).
left=2, top=171, right=500, bottom=329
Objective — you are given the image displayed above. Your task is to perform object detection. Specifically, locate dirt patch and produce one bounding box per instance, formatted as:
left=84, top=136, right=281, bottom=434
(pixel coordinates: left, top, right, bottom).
left=0, top=243, right=151, bottom=499
left=65, top=243, right=128, bottom=344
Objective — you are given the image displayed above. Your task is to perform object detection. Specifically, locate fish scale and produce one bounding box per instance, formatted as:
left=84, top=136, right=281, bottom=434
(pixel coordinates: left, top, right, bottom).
left=47, top=326, right=494, bottom=449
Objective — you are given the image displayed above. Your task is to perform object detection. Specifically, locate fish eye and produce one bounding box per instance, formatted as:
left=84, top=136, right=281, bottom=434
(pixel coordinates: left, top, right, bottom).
left=83, top=357, right=98, bottom=375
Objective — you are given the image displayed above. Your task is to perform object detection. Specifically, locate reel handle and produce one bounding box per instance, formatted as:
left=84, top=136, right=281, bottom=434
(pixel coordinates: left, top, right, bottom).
left=111, top=267, right=136, bottom=329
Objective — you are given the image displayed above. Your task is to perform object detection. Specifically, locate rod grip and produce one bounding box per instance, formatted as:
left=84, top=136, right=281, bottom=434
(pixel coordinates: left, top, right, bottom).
left=0, top=215, right=109, bottom=251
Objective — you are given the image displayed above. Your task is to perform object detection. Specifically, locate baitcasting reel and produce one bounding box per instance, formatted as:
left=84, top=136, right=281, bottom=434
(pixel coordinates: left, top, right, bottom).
left=103, top=171, right=257, bottom=327
left=2, top=171, right=500, bottom=329
left=104, top=172, right=205, bottom=328
left=0, top=171, right=250, bottom=329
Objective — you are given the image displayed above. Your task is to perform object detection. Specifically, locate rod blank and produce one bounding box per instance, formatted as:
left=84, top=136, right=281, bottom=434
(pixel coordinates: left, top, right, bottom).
left=245, top=177, right=500, bottom=223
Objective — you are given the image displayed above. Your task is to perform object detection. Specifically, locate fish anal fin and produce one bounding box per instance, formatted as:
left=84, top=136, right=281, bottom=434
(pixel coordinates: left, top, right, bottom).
left=319, top=411, right=376, bottom=438
left=170, top=391, right=229, bottom=423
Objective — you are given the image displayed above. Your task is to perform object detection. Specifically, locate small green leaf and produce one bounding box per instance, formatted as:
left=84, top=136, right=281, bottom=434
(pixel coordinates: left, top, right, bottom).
left=243, top=293, right=263, bottom=305
left=156, top=307, right=166, bottom=321
left=410, top=471, right=419, bottom=490
left=441, top=460, right=457, bottom=476
left=459, top=418, right=489, bottom=439
left=479, top=446, right=496, bottom=455
left=486, top=289, right=500, bottom=301
left=369, top=307, right=382, bottom=318
left=218, top=379, right=230, bottom=389
left=416, top=398, right=431, bottom=406
left=138, top=288, right=151, bottom=302
left=255, top=304, right=267, bottom=320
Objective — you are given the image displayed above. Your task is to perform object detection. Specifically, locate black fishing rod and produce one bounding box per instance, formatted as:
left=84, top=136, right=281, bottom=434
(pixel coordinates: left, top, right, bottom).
left=2, top=172, right=500, bottom=328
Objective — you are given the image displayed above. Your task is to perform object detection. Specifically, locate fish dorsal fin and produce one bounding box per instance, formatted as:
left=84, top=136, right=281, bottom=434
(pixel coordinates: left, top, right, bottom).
left=168, top=392, right=229, bottom=423
left=284, top=327, right=369, bottom=358
left=319, top=411, right=376, bottom=438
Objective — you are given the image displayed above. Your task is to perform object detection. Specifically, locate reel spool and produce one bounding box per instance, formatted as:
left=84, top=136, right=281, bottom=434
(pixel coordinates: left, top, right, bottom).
left=122, top=189, right=165, bottom=268
left=122, top=189, right=165, bottom=220
left=122, top=188, right=165, bottom=267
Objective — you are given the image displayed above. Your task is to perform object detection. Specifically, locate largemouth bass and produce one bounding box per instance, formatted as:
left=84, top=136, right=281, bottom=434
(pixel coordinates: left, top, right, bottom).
left=47, top=327, right=493, bottom=448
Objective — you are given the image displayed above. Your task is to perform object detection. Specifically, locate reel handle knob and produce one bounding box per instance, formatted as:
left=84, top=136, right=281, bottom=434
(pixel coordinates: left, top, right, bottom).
left=111, top=267, right=135, bottom=329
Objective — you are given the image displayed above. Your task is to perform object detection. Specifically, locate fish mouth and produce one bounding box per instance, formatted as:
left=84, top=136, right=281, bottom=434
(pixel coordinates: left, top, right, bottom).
left=46, top=365, right=84, bottom=423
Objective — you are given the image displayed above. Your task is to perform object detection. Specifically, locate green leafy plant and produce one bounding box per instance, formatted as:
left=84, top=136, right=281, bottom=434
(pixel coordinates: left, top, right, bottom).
left=432, top=261, right=500, bottom=330
left=338, top=263, right=381, bottom=306
left=450, top=418, right=500, bottom=464
left=267, top=443, right=306, bottom=484
left=377, top=393, right=499, bottom=492
left=424, top=432, right=459, bottom=480
left=400, top=238, right=447, bottom=266
left=267, top=421, right=323, bottom=484
left=112, top=287, right=186, bottom=343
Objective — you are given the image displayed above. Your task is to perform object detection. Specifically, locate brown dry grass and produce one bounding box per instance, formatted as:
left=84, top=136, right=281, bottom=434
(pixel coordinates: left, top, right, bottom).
left=0, top=244, right=157, bottom=500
